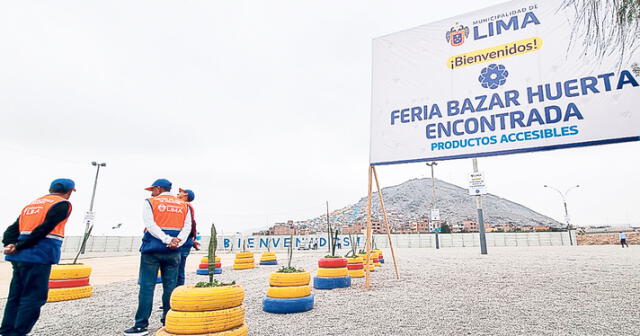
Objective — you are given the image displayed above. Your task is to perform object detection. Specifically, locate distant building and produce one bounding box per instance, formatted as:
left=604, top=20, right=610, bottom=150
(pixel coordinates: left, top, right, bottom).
left=463, top=219, right=478, bottom=232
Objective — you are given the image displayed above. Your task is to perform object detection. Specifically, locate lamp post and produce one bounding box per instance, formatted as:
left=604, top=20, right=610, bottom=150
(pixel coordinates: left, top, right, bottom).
left=425, top=162, right=439, bottom=249
left=544, top=184, right=580, bottom=246
left=79, top=161, right=106, bottom=254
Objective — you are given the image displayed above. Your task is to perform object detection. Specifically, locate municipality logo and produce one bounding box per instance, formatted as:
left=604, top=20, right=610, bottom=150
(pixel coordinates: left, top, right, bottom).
left=478, top=64, right=508, bottom=89
left=446, top=24, right=469, bottom=47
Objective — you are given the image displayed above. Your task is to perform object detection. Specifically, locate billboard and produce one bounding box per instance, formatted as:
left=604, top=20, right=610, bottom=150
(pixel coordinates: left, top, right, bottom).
left=370, top=0, right=640, bottom=165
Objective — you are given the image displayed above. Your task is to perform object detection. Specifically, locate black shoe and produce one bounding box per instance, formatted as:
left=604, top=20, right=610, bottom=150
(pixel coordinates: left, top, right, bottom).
left=158, top=306, right=163, bottom=310
left=123, top=327, right=148, bottom=335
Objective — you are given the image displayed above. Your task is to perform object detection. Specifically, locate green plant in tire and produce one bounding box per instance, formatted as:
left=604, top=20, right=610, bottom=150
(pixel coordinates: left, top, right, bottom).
left=276, top=233, right=304, bottom=273
left=208, top=222, right=217, bottom=284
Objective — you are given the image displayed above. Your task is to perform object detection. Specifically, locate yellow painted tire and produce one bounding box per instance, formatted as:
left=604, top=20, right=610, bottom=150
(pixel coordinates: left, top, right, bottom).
left=317, top=267, right=348, bottom=278
left=232, top=263, right=254, bottom=270
left=200, top=256, right=221, bottom=263
left=348, top=269, right=365, bottom=278
left=166, top=306, right=244, bottom=334
left=374, top=262, right=382, bottom=267
left=259, top=256, right=277, bottom=262
left=262, top=252, right=276, bottom=256
left=234, top=257, right=254, bottom=264
left=368, top=265, right=375, bottom=271
left=235, top=252, right=253, bottom=258
left=266, top=285, right=311, bottom=299
left=47, top=285, right=93, bottom=302
left=170, top=285, right=244, bottom=312
left=269, top=271, right=310, bottom=287
left=346, top=257, right=363, bottom=264
left=156, top=324, right=248, bottom=336
left=50, top=264, right=92, bottom=280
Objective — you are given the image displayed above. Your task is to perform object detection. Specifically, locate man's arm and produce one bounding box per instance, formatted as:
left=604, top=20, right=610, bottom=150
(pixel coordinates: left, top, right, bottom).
left=15, top=202, right=71, bottom=251
left=3, top=218, right=20, bottom=246
left=143, top=200, right=172, bottom=245
left=175, top=207, right=192, bottom=247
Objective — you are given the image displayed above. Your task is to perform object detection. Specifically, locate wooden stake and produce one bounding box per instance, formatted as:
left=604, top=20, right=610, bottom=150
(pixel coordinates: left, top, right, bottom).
left=372, top=166, right=400, bottom=280
left=364, top=165, right=373, bottom=289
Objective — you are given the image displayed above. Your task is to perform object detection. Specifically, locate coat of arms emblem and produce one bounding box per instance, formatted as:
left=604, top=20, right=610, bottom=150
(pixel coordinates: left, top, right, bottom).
left=446, top=24, right=469, bottom=47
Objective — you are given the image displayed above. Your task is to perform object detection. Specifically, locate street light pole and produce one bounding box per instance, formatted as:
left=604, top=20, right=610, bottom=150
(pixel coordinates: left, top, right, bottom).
left=473, top=158, right=488, bottom=255
left=425, top=162, right=439, bottom=249
left=79, top=161, right=106, bottom=254
left=544, top=184, right=579, bottom=246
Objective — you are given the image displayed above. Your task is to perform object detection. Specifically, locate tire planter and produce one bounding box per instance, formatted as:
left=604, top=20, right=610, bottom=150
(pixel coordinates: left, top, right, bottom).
left=314, top=257, right=350, bottom=290
left=263, top=272, right=314, bottom=314
left=259, top=260, right=278, bottom=266
left=313, top=276, right=351, bottom=290
left=263, top=295, right=314, bottom=314
left=47, top=264, right=93, bottom=303
left=197, top=256, right=222, bottom=275
left=233, top=252, right=254, bottom=270
left=371, top=252, right=382, bottom=267
left=373, top=249, right=385, bottom=264
left=259, top=252, right=277, bottom=265
left=345, top=257, right=364, bottom=279
left=159, top=285, right=247, bottom=336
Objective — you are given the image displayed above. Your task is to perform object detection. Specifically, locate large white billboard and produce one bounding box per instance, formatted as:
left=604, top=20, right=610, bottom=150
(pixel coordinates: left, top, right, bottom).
left=370, top=0, right=640, bottom=165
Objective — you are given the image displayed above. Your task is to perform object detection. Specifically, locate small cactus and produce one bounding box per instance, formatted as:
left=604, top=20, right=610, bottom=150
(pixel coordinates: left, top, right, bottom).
left=208, top=222, right=217, bottom=284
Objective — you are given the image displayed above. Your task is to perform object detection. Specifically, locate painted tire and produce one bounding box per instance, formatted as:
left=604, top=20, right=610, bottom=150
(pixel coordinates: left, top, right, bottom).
left=47, top=285, right=93, bottom=302
left=156, top=324, right=248, bottom=336
left=50, top=264, right=92, bottom=280
left=196, top=268, right=222, bottom=275
left=266, top=285, right=311, bottom=299
left=259, top=256, right=277, bottom=262
left=379, top=258, right=385, bottom=263
left=313, top=276, right=351, bottom=290
left=200, top=256, right=221, bottom=263
left=346, top=257, right=363, bottom=264
left=269, top=272, right=310, bottom=287
left=235, top=252, right=253, bottom=258
left=348, top=269, right=365, bottom=278
left=262, top=252, right=276, bottom=256
left=199, top=262, right=222, bottom=269
left=316, top=267, right=348, bottom=278
left=232, top=263, right=254, bottom=270
left=259, top=260, right=278, bottom=266
left=170, top=285, right=244, bottom=312
left=262, top=294, right=314, bottom=314
left=317, top=258, right=347, bottom=268
left=346, top=264, right=364, bottom=270
left=48, top=277, right=90, bottom=289
left=166, top=306, right=244, bottom=334
left=234, top=257, right=254, bottom=264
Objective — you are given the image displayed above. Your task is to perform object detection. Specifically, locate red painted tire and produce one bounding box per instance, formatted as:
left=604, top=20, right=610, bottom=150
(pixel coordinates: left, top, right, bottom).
left=347, top=264, right=364, bottom=270
left=199, top=263, right=221, bottom=269
left=48, top=277, right=90, bottom=289
left=317, top=258, right=347, bottom=268
left=373, top=259, right=380, bottom=263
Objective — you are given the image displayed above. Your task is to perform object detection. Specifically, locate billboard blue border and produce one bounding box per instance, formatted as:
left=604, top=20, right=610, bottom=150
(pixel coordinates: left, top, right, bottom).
left=370, top=136, right=640, bottom=166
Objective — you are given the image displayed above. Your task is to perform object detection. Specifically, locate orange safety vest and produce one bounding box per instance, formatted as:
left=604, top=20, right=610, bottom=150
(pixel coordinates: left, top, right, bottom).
left=147, top=194, right=188, bottom=231
left=18, top=194, right=71, bottom=241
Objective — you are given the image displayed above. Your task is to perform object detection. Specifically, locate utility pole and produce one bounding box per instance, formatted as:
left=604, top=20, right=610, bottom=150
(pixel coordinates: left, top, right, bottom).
left=425, top=162, right=439, bottom=249
left=326, top=201, right=331, bottom=253
left=544, top=184, right=580, bottom=246
left=472, top=158, right=488, bottom=255
left=75, top=161, right=106, bottom=262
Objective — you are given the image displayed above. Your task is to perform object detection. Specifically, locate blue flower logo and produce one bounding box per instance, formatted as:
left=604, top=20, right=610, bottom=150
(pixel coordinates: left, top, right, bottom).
left=478, top=64, right=508, bottom=89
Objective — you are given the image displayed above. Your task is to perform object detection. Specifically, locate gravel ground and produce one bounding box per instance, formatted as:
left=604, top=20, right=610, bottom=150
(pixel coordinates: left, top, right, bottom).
left=2, top=246, right=638, bottom=336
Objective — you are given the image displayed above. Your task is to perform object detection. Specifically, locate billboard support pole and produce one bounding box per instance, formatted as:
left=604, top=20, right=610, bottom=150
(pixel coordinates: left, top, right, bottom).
left=364, top=165, right=373, bottom=289
left=473, top=158, right=488, bottom=255
left=372, top=165, right=400, bottom=280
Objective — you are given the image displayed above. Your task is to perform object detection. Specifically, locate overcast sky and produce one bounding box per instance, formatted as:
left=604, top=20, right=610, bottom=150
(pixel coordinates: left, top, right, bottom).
left=1, top=0, right=638, bottom=236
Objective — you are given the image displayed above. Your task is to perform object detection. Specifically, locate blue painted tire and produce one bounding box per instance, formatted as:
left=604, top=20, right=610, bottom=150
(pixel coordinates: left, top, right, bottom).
left=196, top=268, right=222, bottom=275
left=263, top=294, right=314, bottom=314
left=313, top=276, right=351, bottom=290
left=260, top=260, right=278, bottom=265
left=379, top=258, right=385, bottom=263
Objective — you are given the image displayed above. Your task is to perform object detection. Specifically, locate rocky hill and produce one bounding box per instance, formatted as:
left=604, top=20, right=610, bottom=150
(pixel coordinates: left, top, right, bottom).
left=305, top=178, right=561, bottom=229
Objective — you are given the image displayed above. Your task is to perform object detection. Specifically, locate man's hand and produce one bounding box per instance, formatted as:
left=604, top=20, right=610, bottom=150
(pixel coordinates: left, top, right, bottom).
left=3, top=244, right=16, bottom=255
left=167, top=237, right=181, bottom=249
left=193, top=241, right=201, bottom=251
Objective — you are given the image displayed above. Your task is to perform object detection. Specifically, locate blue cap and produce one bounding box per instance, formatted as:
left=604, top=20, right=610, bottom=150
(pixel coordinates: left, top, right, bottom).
left=179, top=188, right=195, bottom=202
left=50, top=178, right=76, bottom=193
left=145, top=178, right=172, bottom=191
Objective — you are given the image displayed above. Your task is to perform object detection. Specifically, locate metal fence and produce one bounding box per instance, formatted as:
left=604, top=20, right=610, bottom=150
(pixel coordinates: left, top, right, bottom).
left=60, top=231, right=576, bottom=254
